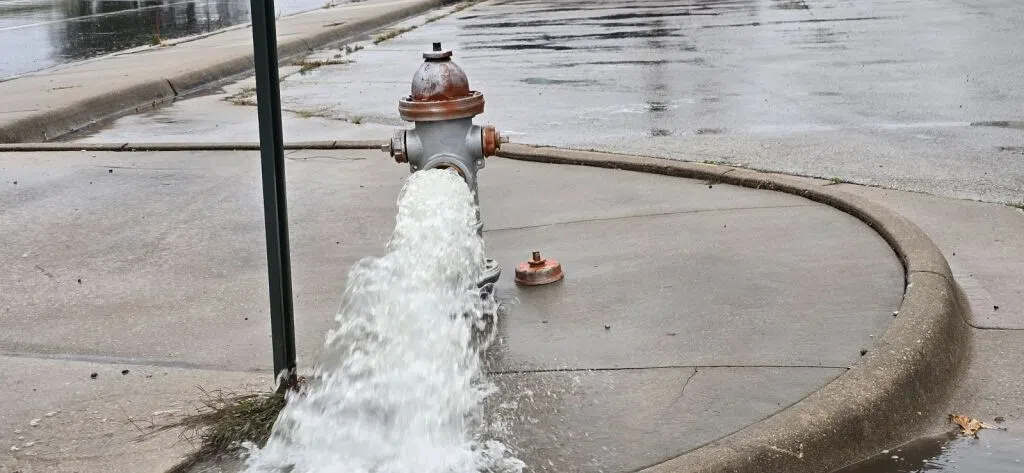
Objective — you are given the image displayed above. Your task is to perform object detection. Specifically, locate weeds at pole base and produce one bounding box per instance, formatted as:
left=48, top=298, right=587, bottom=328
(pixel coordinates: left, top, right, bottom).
left=164, top=380, right=307, bottom=473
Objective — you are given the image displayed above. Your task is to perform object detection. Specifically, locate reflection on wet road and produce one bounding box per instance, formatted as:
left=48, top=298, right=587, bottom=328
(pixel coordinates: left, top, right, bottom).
left=834, top=427, right=1022, bottom=473
left=0, top=0, right=334, bottom=79
left=82, top=0, right=1024, bottom=204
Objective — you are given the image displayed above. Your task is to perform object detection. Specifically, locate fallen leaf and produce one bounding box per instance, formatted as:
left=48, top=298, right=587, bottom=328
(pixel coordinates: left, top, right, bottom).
left=949, top=414, right=1004, bottom=437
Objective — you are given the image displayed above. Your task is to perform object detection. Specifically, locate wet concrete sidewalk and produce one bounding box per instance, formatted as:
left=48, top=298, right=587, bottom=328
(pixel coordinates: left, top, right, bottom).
left=0, top=148, right=903, bottom=473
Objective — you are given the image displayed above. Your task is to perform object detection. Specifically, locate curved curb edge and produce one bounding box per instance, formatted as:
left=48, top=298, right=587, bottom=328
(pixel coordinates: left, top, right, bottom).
left=496, top=144, right=971, bottom=473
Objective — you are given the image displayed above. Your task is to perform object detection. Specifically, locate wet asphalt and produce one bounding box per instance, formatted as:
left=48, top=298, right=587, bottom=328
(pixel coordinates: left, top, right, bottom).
left=80, top=0, right=1024, bottom=204
left=0, top=0, right=335, bottom=79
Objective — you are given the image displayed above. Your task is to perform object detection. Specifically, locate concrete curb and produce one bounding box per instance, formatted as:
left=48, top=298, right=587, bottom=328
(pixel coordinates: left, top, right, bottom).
left=0, top=0, right=448, bottom=144
left=163, top=0, right=450, bottom=97
left=496, top=144, right=971, bottom=473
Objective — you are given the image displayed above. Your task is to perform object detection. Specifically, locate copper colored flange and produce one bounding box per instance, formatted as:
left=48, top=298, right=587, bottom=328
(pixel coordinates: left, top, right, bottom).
left=515, top=251, right=564, bottom=286
left=398, top=92, right=485, bottom=122
left=481, top=125, right=501, bottom=156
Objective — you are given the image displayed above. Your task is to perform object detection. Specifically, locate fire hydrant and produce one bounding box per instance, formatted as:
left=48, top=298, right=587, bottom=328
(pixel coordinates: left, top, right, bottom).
left=383, top=42, right=507, bottom=288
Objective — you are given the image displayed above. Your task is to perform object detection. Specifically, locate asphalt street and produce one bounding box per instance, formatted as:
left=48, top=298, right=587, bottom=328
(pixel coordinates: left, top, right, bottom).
left=80, top=0, right=1024, bottom=204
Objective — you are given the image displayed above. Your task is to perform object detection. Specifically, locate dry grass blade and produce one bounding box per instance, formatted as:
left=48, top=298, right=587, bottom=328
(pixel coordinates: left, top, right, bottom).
left=161, top=379, right=308, bottom=472
left=182, top=390, right=286, bottom=452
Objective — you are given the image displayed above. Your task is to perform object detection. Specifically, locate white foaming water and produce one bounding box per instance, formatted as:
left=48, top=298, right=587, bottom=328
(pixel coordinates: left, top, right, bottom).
left=243, top=169, right=524, bottom=473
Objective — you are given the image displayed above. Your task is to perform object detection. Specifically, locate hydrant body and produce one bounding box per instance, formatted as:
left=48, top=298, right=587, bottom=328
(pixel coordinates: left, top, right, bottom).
left=398, top=118, right=488, bottom=193
left=384, top=42, right=505, bottom=286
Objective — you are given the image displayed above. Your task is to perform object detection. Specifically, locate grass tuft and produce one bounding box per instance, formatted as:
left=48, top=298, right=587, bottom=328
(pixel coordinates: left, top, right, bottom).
left=451, top=0, right=483, bottom=13
left=299, top=56, right=354, bottom=74
left=292, top=107, right=333, bottom=119
left=424, top=0, right=483, bottom=24
left=297, top=57, right=353, bottom=75
left=373, top=26, right=415, bottom=44
left=177, top=390, right=286, bottom=455
left=227, top=86, right=256, bottom=106
left=163, top=380, right=307, bottom=472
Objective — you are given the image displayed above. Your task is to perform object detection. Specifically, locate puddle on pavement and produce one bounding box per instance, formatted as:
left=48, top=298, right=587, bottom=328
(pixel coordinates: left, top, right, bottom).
left=694, top=128, right=726, bottom=135
left=701, top=16, right=889, bottom=29
left=646, top=102, right=669, bottom=112
left=997, top=146, right=1024, bottom=154
left=461, top=10, right=717, bottom=30
left=834, top=428, right=1023, bottom=473
left=971, top=121, right=1024, bottom=130
left=467, top=43, right=625, bottom=51
left=545, top=58, right=704, bottom=68
left=520, top=77, right=596, bottom=86
left=773, top=0, right=811, bottom=10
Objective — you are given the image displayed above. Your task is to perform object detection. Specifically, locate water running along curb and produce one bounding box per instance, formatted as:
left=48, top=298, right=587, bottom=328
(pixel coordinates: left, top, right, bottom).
left=0, top=0, right=450, bottom=144
left=495, top=144, right=970, bottom=473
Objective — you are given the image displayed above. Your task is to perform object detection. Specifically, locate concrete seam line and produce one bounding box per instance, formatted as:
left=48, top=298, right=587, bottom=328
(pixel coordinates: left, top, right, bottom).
left=496, top=144, right=970, bottom=473
left=0, top=0, right=447, bottom=143
left=0, top=140, right=387, bottom=152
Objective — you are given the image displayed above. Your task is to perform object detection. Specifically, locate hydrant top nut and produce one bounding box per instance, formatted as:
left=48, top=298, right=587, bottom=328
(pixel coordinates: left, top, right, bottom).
left=423, top=42, right=453, bottom=60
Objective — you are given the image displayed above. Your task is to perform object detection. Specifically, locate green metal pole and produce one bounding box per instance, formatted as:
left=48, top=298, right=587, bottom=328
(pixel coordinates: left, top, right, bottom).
left=248, top=0, right=297, bottom=392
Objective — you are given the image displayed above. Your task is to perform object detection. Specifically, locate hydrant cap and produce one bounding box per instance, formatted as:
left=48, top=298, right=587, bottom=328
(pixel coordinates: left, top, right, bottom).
left=399, top=42, right=485, bottom=121
left=410, top=43, right=471, bottom=101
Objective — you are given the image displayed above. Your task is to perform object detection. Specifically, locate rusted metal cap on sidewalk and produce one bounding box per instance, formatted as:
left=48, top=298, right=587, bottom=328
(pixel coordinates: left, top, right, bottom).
left=515, top=251, right=564, bottom=286
left=398, top=42, right=485, bottom=122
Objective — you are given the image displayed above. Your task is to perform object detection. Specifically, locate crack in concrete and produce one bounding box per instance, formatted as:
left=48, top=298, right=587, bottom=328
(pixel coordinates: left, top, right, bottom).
left=909, top=268, right=953, bottom=284
left=665, top=368, right=699, bottom=412
left=164, top=78, right=178, bottom=96
left=966, top=324, right=1024, bottom=331
left=483, top=203, right=814, bottom=233
left=487, top=364, right=849, bottom=375
left=909, top=269, right=1024, bottom=331
left=0, top=351, right=262, bottom=373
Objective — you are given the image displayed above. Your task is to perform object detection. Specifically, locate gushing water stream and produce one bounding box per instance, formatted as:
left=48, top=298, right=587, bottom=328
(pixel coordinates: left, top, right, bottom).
left=242, top=170, right=524, bottom=473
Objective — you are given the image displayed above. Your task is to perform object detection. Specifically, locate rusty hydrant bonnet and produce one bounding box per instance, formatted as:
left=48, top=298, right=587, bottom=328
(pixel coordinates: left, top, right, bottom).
left=383, top=42, right=505, bottom=287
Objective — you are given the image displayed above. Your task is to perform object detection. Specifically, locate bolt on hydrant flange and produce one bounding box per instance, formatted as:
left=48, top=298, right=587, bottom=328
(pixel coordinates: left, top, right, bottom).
left=383, top=42, right=507, bottom=287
